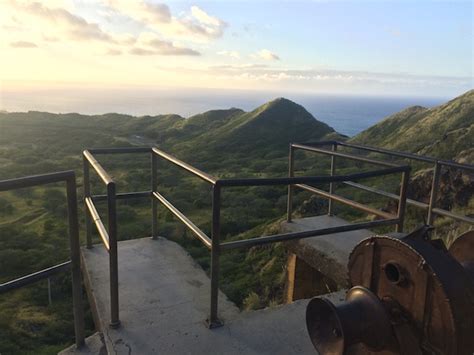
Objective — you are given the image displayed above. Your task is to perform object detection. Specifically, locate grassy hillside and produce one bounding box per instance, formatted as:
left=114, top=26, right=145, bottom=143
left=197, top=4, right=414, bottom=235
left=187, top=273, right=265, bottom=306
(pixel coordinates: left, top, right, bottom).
left=352, top=89, right=474, bottom=161
left=0, top=98, right=340, bottom=354
left=1, top=93, right=472, bottom=354
left=351, top=89, right=473, bottom=243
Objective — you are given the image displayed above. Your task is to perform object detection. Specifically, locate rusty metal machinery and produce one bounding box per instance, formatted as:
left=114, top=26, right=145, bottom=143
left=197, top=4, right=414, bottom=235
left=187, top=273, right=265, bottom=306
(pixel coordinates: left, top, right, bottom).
left=306, top=227, right=474, bottom=355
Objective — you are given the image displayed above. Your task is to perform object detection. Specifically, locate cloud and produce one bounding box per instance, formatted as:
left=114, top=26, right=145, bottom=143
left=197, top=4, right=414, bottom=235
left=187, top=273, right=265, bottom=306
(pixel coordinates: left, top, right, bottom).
left=4, top=1, right=202, bottom=57
left=210, top=64, right=269, bottom=70
left=10, top=40, right=37, bottom=48
left=129, top=47, right=156, bottom=56
left=13, top=1, right=113, bottom=42
left=105, top=2, right=227, bottom=42
left=217, top=50, right=241, bottom=59
left=191, top=6, right=223, bottom=27
left=253, top=49, right=280, bottom=61
left=105, top=1, right=171, bottom=24
left=142, top=2, right=171, bottom=23
left=131, top=33, right=200, bottom=56
left=146, top=39, right=200, bottom=56
left=197, top=65, right=471, bottom=91
left=105, top=48, right=122, bottom=55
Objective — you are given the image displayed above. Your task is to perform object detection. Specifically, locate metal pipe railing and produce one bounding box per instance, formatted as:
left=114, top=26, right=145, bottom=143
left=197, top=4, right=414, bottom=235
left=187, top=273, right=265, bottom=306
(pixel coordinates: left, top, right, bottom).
left=0, top=261, right=71, bottom=293
left=215, top=166, right=408, bottom=187
left=343, top=181, right=429, bottom=209
left=91, top=191, right=150, bottom=202
left=151, top=152, right=158, bottom=240
left=220, top=218, right=400, bottom=250
left=152, top=147, right=218, bottom=185
left=209, top=185, right=222, bottom=328
left=81, top=141, right=472, bottom=333
left=85, top=197, right=110, bottom=251
left=149, top=146, right=408, bottom=328
left=286, top=144, right=295, bottom=222
left=291, top=143, right=400, bottom=168
left=297, top=141, right=474, bottom=227
left=328, top=143, right=337, bottom=216
left=295, top=183, right=396, bottom=220
left=153, top=191, right=212, bottom=249
left=82, top=150, right=120, bottom=328
left=0, top=171, right=85, bottom=348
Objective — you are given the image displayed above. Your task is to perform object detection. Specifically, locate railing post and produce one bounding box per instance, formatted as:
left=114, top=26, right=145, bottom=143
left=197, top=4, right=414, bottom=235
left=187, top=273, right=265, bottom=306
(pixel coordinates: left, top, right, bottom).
left=66, top=174, right=85, bottom=348
left=151, top=152, right=158, bottom=240
left=396, top=169, right=410, bottom=233
left=83, top=154, right=92, bottom=249
left=328, top=143, right=337, bottom=216
left=427, top=162, right=441, bottom=225
left=107, top=182, right=120, bottom=328
left=208, top=184, right=222, bottom=328
left=287, top=144, right=295, bottom=222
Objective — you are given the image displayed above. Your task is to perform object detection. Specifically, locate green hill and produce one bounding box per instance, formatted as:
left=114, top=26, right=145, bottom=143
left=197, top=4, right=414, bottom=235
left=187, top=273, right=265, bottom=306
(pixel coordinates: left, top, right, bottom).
left=351, top=90, right=474, bottom=161
left=171, top=98, right=338, bottom=164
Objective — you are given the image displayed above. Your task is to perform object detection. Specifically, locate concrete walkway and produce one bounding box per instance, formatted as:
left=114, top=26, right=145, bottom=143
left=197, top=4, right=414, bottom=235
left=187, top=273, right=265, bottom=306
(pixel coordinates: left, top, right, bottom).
left=81, top=237, right=346, bottom=354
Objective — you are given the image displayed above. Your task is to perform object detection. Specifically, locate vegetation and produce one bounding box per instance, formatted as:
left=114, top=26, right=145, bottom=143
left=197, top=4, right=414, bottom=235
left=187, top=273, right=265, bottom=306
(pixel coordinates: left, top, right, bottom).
left=352, top=89, right=474, bottom=162
left=0, top=92, right=472, bottom=353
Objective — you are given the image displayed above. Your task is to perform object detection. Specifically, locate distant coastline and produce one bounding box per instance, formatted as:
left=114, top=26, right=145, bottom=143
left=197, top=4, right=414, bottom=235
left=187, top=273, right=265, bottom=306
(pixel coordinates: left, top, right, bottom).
left=0, top=88, right=446, bottom=136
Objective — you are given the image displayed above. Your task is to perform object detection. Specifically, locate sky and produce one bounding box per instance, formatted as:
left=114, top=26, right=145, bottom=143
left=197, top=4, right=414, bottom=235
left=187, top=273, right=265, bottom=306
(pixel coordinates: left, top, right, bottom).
left=0, top=0, right=473, bottom=101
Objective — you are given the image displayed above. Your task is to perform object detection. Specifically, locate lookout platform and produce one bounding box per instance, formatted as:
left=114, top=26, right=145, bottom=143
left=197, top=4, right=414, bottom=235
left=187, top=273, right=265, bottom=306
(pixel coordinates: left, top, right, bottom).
left=79, top=236, right=345, bottom=355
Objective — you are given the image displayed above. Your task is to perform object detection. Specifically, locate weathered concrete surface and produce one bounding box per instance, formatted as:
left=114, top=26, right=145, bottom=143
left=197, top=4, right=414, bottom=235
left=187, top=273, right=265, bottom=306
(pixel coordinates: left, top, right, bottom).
left=58, top=332, right=106, bottom=355
left=281, top=215, right=405, bottom=288
left=285, top=253, right=337, bottom=302
left=82, top=237, right=346, bottom=354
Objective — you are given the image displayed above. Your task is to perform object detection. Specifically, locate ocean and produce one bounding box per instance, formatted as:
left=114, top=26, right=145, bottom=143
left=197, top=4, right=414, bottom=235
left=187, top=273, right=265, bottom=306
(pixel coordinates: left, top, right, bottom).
left=0, top=87, right=445, bottom=137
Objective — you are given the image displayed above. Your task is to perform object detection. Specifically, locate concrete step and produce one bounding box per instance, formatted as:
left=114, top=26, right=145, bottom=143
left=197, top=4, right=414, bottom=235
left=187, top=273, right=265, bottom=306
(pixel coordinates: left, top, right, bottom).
left=58, top=332, right=106, bottom=355
left=80, top=236, right=345, bottom=354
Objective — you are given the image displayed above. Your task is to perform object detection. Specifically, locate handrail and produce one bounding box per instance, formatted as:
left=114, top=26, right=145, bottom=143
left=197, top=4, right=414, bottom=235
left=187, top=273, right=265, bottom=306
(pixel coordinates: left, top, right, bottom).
left=302, top=140, right=474, bottom=172
left=152, top=147, right=218, bottom=185
left=336, top=141, right=474, bottom=171
left=216, top=165, right=409, bottom=187
left=153, top=191, right=212, bottom=249
left=85, top=197, right=110, bottom=251
left=343, top=181, right=429, bottom=209
left=89, top=147, right=152, bottom=154
left=81, top=141, right=472, bottom=332
left=220, top=218, right=399, bottom=250
left=0, top=261, right=71, bottom=294
left=295, top=141, right=474, bottom=226
left=82, top=150, right=120, bottom=328
left=83, top=150, right=114, bottom=185
left=92, top=191, right=151, bottom=202
left=0, top=171, right=85, bottom=348
left=291, top=143, right=400, bottom=168
left=0, top=170, right=74, bottom=191
left=295, top=183, right=396, bottom=220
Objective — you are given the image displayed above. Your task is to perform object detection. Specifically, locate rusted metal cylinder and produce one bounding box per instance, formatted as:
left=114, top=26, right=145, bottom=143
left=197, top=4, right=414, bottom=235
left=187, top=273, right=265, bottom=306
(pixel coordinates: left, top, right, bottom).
left=306, top=286, right=391, bottom=354
left=306, top=226, right=474, bottom=355
left=449, top=230, right=474, bottom=281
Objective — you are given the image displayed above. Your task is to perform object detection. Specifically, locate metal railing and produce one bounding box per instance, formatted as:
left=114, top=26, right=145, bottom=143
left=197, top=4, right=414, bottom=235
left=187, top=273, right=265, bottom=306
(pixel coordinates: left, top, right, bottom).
left=83, top=147, right=151, bottom=328
left=308, top=141, right=474, bottom=225
left=82, top=145, right=411, bottom=328
left=2, top=140, right=470, bottom=344
left=0, top=171, right=85, bottom=348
